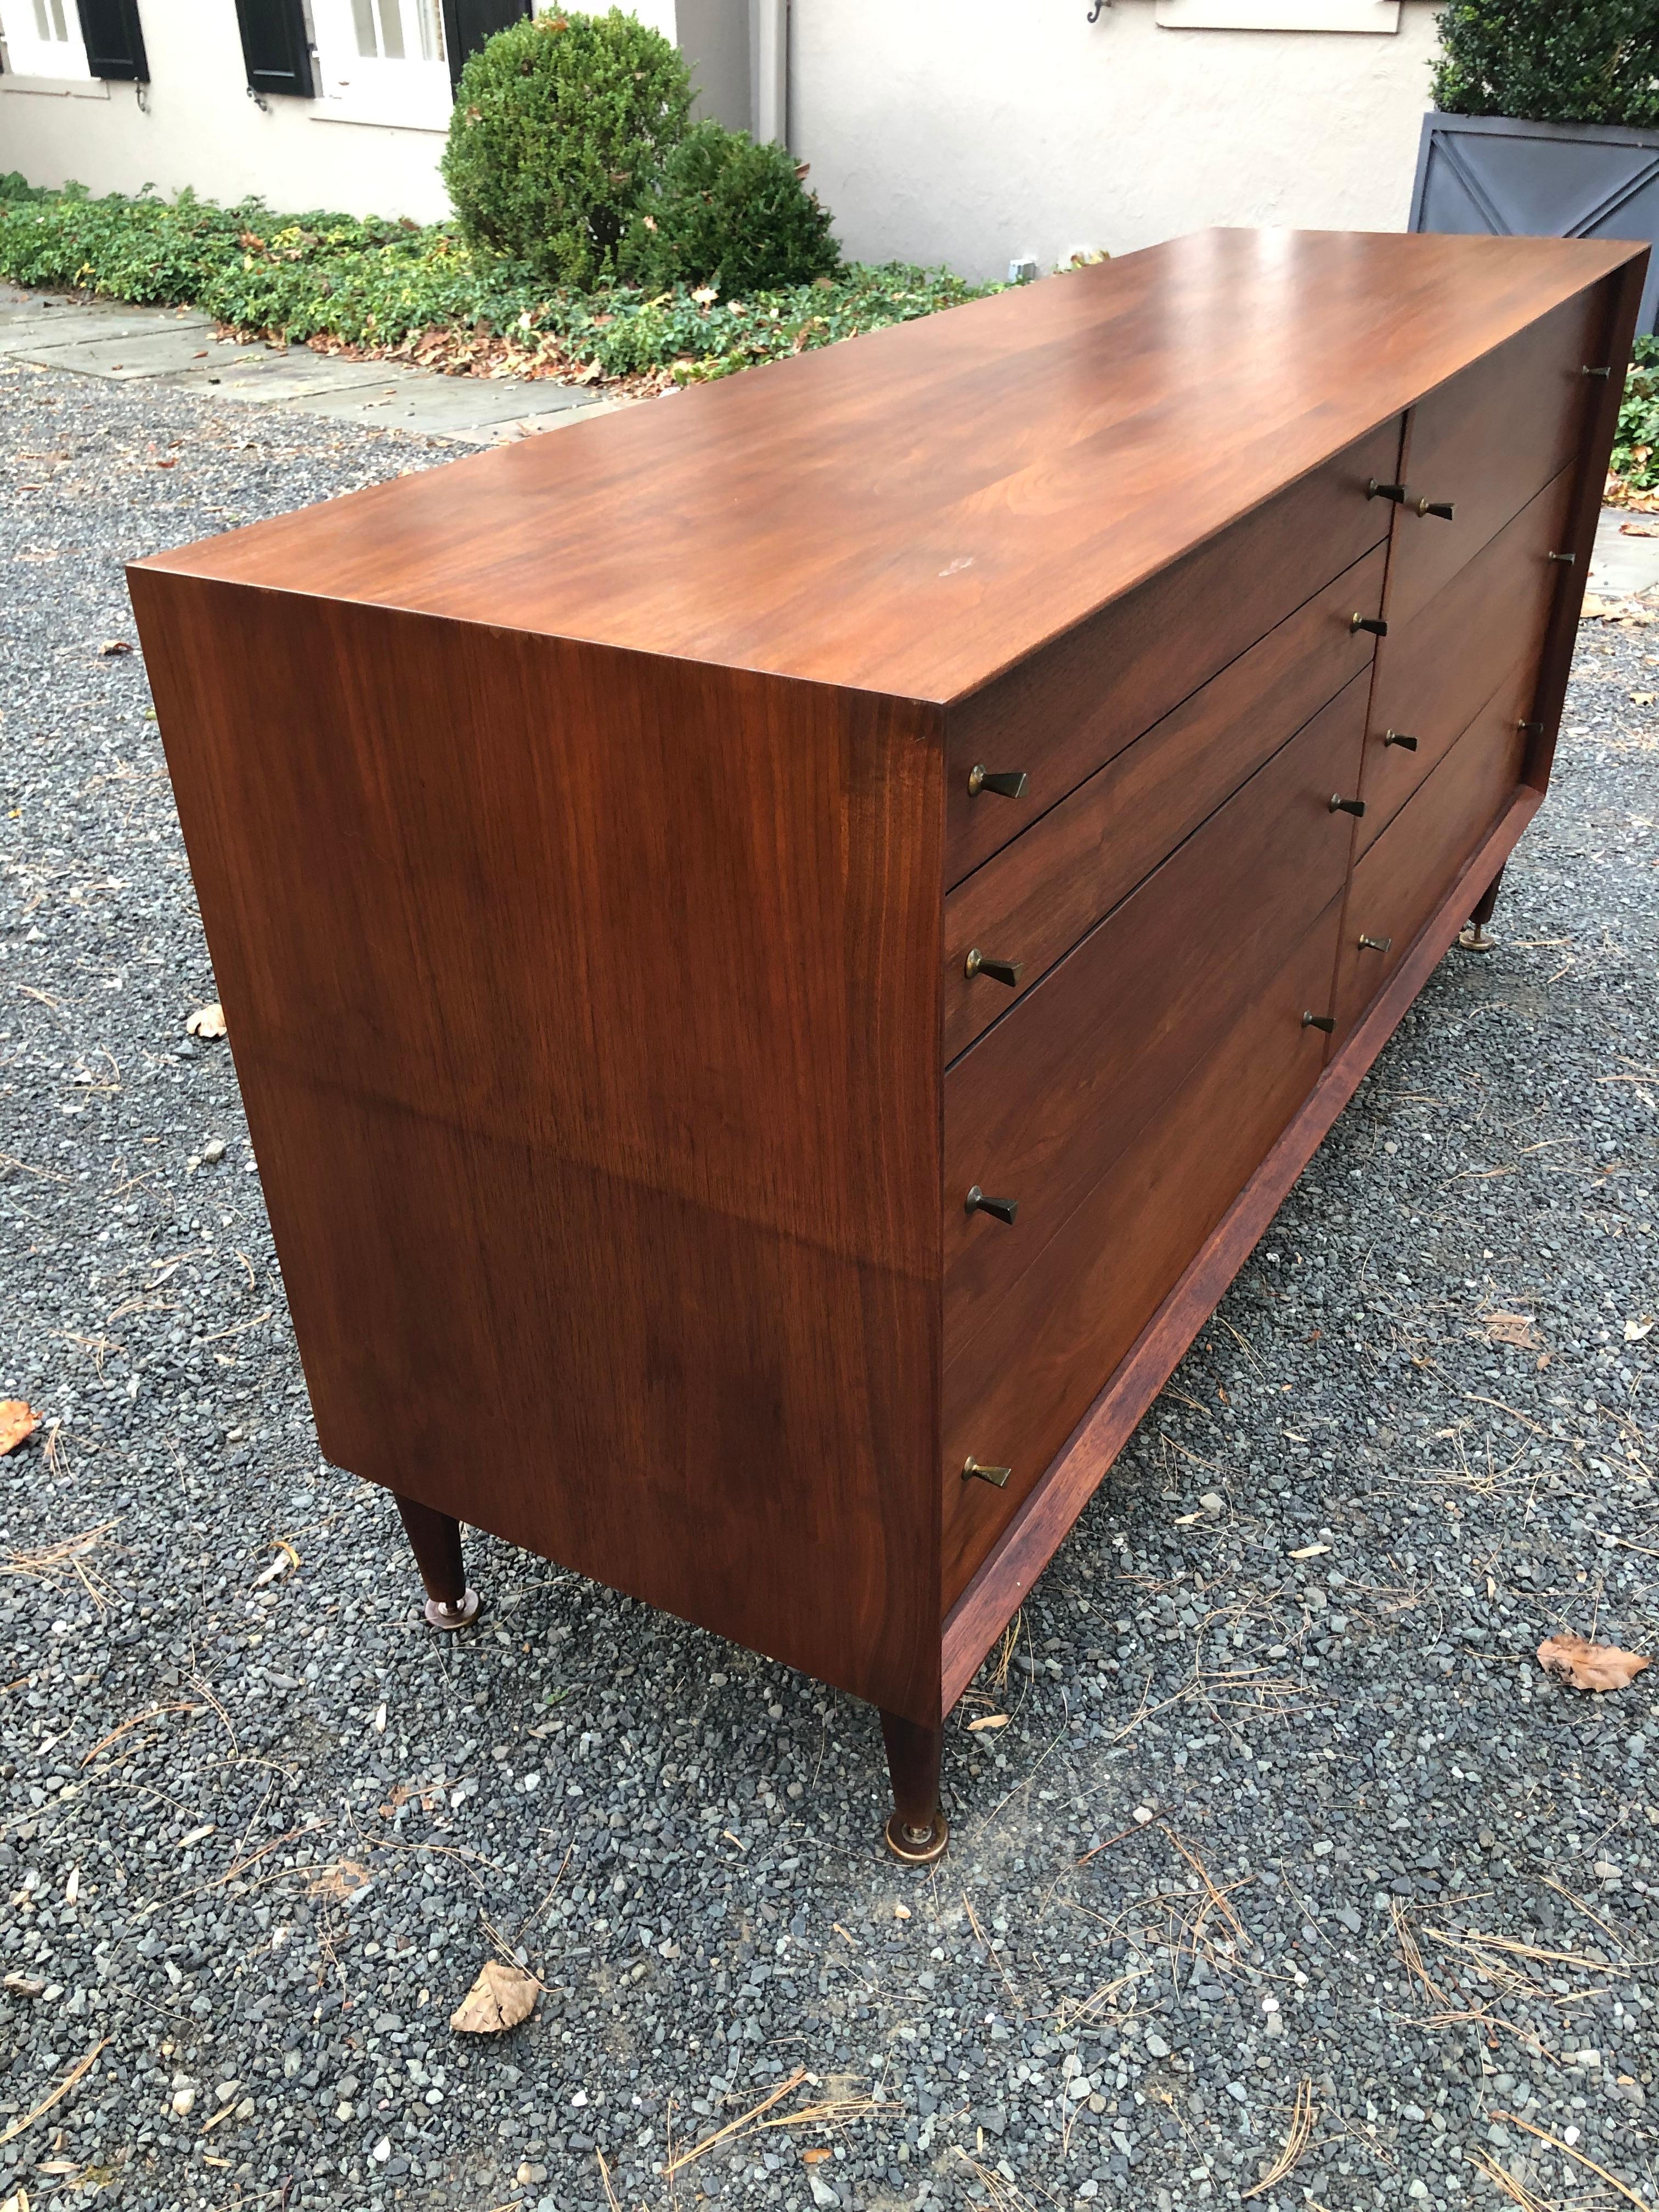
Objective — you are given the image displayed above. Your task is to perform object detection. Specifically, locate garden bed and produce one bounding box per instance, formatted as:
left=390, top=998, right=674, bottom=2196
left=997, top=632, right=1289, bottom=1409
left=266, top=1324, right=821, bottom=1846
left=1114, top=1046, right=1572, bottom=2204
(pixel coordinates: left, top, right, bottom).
left=0, top=178, right=992, bottom=396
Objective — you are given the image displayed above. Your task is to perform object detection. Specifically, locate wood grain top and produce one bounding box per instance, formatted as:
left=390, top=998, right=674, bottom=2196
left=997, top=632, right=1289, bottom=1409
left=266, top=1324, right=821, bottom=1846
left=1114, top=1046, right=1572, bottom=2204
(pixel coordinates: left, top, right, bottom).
left=135, top=228, right=1643, bottom=704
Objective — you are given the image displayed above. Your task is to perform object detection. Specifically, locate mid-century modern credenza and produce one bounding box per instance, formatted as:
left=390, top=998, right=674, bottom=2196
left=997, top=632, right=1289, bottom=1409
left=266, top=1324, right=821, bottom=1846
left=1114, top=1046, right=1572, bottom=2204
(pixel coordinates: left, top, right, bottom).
left=129, top=229, right=1645, bottom=1863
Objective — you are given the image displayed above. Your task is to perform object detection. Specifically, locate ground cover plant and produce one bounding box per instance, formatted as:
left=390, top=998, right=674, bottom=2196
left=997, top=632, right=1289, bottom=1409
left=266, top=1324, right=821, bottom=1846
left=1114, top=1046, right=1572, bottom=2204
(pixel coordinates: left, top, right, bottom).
left=0, top=174, right=988, bottom=390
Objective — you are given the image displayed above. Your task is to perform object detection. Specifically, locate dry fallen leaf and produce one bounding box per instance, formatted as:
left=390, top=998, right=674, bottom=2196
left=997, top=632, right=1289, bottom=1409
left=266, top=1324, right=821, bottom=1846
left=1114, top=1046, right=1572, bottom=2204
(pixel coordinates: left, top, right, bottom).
left=1626, top=1316, right=1655, bottom=1343
left=803, top=2148, right=832, bottom=2164
left=1620, top=521, right=1659, bottom=537
left=1288, top=1542, right=1330, bottom=1560
left=97, top=638, right=132, bottom=656
left=450, top=1959, right=537, bottom=2034
left=3, top=1972, right=46, bottom=1997
left=0, top=1401, right=40, bottom=1455
left=185, top=1003, right=227, bottom=1040
left=1538, top=1634, right=1651, bottom=1692
left=967, top=1712, right=1009, bottom=1733
left=1581, top=594, right=1612, bottom=619
left=1483, top=1310, right=1544, bottom=1352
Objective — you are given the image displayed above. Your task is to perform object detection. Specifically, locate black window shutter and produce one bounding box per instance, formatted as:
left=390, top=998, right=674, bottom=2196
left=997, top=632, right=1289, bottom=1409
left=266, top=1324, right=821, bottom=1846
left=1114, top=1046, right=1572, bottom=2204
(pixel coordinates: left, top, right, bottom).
left=74, top=0, right=148, bottom=81
left=442, top=0, right=531, bottom=91
left=233, top=0, right=315, bottom=99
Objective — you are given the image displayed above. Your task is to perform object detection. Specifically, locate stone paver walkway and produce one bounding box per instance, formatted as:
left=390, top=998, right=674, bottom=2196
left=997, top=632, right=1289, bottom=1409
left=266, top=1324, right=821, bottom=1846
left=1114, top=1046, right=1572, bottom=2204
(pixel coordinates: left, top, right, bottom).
left=0, top=282, right=608, bottom=444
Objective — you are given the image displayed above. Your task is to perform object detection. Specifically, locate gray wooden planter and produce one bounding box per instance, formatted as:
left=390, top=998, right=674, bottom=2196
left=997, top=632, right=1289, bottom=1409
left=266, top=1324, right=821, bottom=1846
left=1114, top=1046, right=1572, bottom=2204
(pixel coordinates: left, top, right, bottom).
left=1410, top=110, right=1659, bottom=335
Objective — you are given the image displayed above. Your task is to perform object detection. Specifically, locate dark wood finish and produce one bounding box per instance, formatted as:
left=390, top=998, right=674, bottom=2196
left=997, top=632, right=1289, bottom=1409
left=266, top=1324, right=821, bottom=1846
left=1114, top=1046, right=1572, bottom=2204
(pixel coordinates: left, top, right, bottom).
left=1468, top=867, right=1505, bottom=930
left=944, top=427, right=1398, bottom=882
left=879, top=1711, right=947, bottom=1860
left=944, top=678, right=1364, bottom=1322
left=942, top=547, right=1386, bottom=1059
left=126, top=579, right=946, bottom=1725
left=1385, top=285, right=1610, bottom=630
left=129, top=232, right=1642, bottom=1814
left=940, top=789, right=1541, bottom=1711
left=1525, top=253, right=1652, bottom=792
left=943, top=896, right=1344, bottom=1602
left=1359, top=466, right=1576, bottom=851
left=396, top=1494, right=467, bottom=1607
left=1336, top=689, right=1531, bottom=1037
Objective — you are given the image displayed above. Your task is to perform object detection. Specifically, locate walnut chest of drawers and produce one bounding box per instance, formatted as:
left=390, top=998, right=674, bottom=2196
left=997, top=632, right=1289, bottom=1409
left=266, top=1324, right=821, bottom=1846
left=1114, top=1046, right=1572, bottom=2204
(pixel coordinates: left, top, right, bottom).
left=129, top=228, right=1646, bottom=1860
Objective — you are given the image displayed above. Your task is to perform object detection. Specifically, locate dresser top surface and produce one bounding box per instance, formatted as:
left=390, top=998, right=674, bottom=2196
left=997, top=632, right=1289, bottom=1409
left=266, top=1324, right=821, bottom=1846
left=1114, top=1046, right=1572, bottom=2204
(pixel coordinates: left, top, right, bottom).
left=136, top=227, right=1640, bottom=703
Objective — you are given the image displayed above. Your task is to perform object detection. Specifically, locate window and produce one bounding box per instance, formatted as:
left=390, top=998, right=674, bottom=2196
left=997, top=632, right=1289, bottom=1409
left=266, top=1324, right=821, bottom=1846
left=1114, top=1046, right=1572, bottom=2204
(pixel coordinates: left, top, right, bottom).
left=312, top=0, right=452, bottom=126
left=0, top=0, right=94, bottom=77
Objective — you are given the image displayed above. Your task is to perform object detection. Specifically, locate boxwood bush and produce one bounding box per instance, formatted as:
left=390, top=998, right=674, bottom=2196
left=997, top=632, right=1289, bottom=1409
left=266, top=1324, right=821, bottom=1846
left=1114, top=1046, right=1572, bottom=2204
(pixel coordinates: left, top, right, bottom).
left=622, top=122, right=840, bottom=293
left=441, top=8, right=692, bottom=287
left=1431, top=0, right=1659, bottom=129
left=1612, top=335, right=1659, bottom=494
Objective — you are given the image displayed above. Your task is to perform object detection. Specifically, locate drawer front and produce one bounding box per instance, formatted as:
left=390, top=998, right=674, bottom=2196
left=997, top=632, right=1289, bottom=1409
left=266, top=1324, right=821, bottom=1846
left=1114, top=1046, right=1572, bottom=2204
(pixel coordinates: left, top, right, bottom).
left=1386, top=282, right=1609, bottom=631
left=944, top=678, right=1364, bottom=1342
left=1335, top=687, right=1529, bottom=1040
left=943, top=895, right=1344, bottom=1606
left=944, top=417, right=1401, bottom=884
left=1359, top=463, right=1574, bottom=854
left=943, top=545, right=1386, bottom=1062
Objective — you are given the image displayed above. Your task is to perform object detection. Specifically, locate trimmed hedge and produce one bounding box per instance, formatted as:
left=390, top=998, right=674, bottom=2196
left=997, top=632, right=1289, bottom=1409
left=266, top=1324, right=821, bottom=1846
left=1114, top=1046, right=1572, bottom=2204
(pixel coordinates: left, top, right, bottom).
left=0, top=180, right=990, bottom=386
left=622, top=123, right=840, bottom=293
left=442, top=10, right=692, bottom=287
left=1431, top=0, right=1659, bottom=130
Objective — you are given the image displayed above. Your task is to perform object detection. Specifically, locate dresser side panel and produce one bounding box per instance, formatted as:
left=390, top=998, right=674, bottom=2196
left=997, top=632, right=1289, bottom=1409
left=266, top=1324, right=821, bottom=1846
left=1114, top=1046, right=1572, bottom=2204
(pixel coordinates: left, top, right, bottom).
left=127, top=573, right=945, bottom=1723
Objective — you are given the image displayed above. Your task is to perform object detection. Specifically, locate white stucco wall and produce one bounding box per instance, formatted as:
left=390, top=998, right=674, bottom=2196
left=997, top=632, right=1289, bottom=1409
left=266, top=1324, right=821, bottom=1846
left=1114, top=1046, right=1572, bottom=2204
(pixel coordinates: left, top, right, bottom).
left=0, top=0, right=1442, bottom=261
left=790, top=0, right=1444, bottom=280
left=0, top=0, right=687, bottom=223
left=0, top=3, right=456, bottom=221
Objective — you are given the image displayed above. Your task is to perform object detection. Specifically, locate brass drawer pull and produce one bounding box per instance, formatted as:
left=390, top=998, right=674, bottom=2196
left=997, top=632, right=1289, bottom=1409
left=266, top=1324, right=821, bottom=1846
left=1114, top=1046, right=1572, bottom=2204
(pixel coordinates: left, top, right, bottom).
left=964, top=1186, right=1018, bottom=1226
left=1547, top=550, right=1576, bottom=566
left=964, top=948, right=1024, bottom=987
left=1351, top=613, right=1387, bottom=637
left=963, top=1458, right=1012, bottom=1488
left=1383, top=729, right=1419, bottom=751
left=1518, top=719, right=1545, bottom=736
left=1583, top=364, right=1612, bottom=377
left=1329, top=794, right=1366, bottom=817
left=1302, top=1011, right=1336, bottom=1034
left=1358, top=933, right=1392, bottom=953
left=967, top=764, right=1029, bottom=799
left=1414, top=496, right=1455, bottom=521
left=1367, top=478, right=1408, bottom=504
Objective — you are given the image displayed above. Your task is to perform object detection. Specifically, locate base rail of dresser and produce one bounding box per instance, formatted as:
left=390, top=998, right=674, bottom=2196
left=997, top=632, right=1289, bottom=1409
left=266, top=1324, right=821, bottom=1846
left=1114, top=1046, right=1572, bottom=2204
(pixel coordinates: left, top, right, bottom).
left=939, top=783, right=1543, bottom=1713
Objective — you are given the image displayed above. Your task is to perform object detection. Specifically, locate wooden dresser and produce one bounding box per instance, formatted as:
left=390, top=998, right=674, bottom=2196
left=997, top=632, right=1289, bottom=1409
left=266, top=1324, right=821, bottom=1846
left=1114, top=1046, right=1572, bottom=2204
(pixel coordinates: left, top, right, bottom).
left=129, top=229, right=1645, bottom=1862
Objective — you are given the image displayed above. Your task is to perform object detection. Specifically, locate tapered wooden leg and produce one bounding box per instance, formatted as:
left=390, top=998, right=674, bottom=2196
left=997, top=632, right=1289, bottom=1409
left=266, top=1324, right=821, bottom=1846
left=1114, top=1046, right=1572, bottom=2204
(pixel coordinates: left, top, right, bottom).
left=1458, top=864, right=1504, bottom=952
left=394, top=1493, right=481, bottom=1630
left=880, top=1709, right=949, bottom=1865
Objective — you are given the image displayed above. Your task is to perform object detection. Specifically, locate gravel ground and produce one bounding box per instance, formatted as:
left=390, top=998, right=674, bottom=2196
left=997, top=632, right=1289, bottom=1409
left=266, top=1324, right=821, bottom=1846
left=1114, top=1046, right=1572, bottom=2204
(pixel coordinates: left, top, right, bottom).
left=2, top=355, right=1657, bottom=2212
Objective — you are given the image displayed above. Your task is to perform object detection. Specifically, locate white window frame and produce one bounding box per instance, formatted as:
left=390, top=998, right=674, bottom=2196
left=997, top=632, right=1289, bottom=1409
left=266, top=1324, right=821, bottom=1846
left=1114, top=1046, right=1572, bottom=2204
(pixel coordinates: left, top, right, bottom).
left=1155, top=1, right=1402, bottom=30
left=309, top=0, right=453, bottom=131
left=0, top=0, right=94, bottom=79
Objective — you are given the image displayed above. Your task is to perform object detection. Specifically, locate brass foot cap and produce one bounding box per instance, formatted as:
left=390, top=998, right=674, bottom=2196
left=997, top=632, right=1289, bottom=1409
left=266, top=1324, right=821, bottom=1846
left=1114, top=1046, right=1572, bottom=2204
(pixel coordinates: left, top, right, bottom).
left=424, top=1588, right=481, bottom=1631
left=1457, top=923, right=1495, bottom=953
left=884, top=1809, right=949, bottom=1866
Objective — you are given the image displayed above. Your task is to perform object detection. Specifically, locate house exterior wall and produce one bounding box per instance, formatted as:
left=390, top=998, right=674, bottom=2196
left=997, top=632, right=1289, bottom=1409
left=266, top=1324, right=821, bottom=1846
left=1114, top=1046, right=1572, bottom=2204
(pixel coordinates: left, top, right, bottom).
left=0, top=0, right=680, bottom=224
left=0, top=0, right=1442, bottom=266
left=790, top=0, right=1444, bottom=281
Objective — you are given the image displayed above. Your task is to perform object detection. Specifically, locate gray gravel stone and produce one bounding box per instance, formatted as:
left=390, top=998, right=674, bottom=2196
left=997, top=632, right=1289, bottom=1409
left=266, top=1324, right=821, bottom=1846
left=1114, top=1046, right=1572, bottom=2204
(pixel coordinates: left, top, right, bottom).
left=2, top=354, right=1656, bottom=2210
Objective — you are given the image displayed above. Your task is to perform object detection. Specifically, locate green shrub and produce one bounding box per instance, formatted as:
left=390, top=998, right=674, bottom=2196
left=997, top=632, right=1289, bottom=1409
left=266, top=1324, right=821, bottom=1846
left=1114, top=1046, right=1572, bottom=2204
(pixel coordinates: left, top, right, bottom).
left=1611, top=334, right=1659, bottom=493
left=620, top=121, right=840, bottom=294
left=1431, top=0, right=1659, bottom=128
left=441, top=8, right=692, bottom=287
